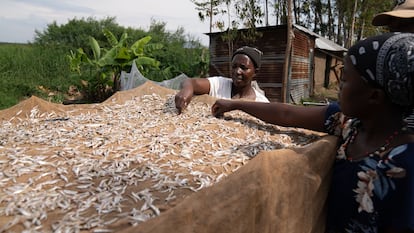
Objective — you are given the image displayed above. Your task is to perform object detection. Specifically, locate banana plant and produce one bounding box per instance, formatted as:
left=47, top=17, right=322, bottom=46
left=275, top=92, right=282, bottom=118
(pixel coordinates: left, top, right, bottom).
left=67, top=29, right=167, bottom=102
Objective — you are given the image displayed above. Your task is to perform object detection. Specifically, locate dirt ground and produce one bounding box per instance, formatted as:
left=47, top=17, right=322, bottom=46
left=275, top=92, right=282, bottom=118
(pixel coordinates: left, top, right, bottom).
left=312, top=86, right=339, bottom=102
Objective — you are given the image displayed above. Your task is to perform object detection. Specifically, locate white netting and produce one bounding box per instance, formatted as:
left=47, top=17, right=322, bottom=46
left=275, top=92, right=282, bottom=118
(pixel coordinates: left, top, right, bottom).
left=120, top=61, right=189, bottom=91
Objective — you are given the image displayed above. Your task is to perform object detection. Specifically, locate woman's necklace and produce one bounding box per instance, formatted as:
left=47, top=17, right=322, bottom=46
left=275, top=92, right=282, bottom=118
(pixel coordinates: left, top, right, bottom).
left=343, top=123, right=407, bottom=162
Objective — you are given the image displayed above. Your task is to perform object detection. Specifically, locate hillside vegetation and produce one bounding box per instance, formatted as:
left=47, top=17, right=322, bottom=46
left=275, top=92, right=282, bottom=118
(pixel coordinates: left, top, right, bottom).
left=0, top=17, right=208, bottom=110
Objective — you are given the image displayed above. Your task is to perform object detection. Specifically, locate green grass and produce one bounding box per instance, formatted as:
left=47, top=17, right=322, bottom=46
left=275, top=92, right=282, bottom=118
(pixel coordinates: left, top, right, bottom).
left=0, top=43, right=79, bottom=110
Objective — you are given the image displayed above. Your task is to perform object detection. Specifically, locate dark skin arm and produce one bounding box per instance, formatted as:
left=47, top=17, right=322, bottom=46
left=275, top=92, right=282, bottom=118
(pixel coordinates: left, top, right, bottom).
left=211, top=99, right=329, bottom=132
left=175, top=78, right=210, bottom=114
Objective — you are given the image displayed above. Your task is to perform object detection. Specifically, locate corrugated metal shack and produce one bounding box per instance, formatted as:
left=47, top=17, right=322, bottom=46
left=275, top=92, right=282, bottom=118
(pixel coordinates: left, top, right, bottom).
left=207, top=24, right=347, bottom=103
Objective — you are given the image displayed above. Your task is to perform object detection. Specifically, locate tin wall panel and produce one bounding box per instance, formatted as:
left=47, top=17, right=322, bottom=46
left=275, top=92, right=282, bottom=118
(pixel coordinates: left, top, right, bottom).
left=289, top=78, right=311, bottom=104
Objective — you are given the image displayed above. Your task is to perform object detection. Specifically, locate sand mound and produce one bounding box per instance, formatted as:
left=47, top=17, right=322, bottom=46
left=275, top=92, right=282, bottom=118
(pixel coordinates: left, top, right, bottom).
left=0, top=96, right=66, bottom=121
left=104, top=82, right=177, bottom=105
left=0, top=82, right=336, bottom=233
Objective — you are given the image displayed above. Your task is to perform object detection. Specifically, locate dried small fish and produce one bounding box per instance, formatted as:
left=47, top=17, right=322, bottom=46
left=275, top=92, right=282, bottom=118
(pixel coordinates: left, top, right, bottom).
left=93, top=228, right=114, bottom=233
left=0, top=92, right=319, bottom=232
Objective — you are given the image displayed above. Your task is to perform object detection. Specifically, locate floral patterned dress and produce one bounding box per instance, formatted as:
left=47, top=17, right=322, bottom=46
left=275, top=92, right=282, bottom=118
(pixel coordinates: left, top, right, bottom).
left=324, top=103, right=414, bottom=232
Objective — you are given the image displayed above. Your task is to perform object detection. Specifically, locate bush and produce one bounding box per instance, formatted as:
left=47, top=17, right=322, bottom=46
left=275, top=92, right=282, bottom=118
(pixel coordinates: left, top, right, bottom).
left=0, top=43, right=76, bottom=109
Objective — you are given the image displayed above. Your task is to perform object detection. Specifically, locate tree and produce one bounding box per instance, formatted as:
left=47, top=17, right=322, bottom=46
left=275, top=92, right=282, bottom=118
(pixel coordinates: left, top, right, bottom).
left=192, top=0, right=225, bottom=33
left=34, top=17, right=126, bottom=54
left=326, top=0, right=335, bottom=40
left=274, top=0, right=289, bottom=25
left=190, top=0, right=397, bottom=50
left=312, top=0, right=325, bottom=35
left=146, top=19, right=208, bottom=78
left=234, top=0, right=264, bottom=43
left=277, top=0, right=394, bottom=47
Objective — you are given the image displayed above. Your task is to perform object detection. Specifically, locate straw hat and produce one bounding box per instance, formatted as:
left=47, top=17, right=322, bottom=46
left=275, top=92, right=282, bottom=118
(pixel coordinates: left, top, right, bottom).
left=372, top=0, right=414, bottom=26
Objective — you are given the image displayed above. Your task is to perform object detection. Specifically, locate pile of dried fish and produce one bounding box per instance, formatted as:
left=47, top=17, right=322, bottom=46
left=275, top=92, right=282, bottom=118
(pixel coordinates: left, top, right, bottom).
left=0, top=93, right=319, bottom=232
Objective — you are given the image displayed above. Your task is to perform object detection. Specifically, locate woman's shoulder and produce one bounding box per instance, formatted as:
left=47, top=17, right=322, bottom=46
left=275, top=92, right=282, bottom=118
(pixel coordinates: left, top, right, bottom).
left=326, top=102, right=341, bottom=116
left=324, top=103, right=349, bottom=136
left=207, top=76, right=232, bottom=87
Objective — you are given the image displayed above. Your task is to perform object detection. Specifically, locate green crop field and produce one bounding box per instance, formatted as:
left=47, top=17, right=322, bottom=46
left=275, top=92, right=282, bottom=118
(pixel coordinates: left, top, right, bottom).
left=0, top=43, right=79, bottom=110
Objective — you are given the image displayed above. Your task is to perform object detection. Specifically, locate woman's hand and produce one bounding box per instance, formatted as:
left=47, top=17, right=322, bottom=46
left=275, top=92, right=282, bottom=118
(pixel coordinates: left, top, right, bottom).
left=175, top=89, right=193, bottom=114
left=175, top=78, right=210, bottom=114
left=211, top=99, right=236, bottom=117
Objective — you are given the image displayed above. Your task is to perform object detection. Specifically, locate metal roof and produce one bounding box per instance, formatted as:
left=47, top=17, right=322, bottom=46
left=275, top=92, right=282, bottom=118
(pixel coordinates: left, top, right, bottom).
left=294, top=24, right=347, bottom=52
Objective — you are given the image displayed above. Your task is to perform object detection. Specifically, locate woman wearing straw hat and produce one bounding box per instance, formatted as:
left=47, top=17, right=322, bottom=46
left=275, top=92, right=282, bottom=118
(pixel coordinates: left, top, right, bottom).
left=372, top=0, right=414, bottom=32
left=373, top=0, right=414, bottom=130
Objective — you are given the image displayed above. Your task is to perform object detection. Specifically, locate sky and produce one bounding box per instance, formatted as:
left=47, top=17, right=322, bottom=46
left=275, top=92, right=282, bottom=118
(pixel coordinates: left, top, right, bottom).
left=0, top=0, right=211, bottom=46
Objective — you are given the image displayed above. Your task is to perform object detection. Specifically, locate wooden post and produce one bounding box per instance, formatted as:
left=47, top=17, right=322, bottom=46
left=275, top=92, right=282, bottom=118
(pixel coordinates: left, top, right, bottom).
left=282, top=0, right=293, bottom=103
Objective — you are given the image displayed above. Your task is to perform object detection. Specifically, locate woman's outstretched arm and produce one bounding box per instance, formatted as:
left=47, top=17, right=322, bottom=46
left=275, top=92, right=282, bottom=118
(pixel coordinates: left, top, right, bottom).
left=212, top=99, right=329, bottom=132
